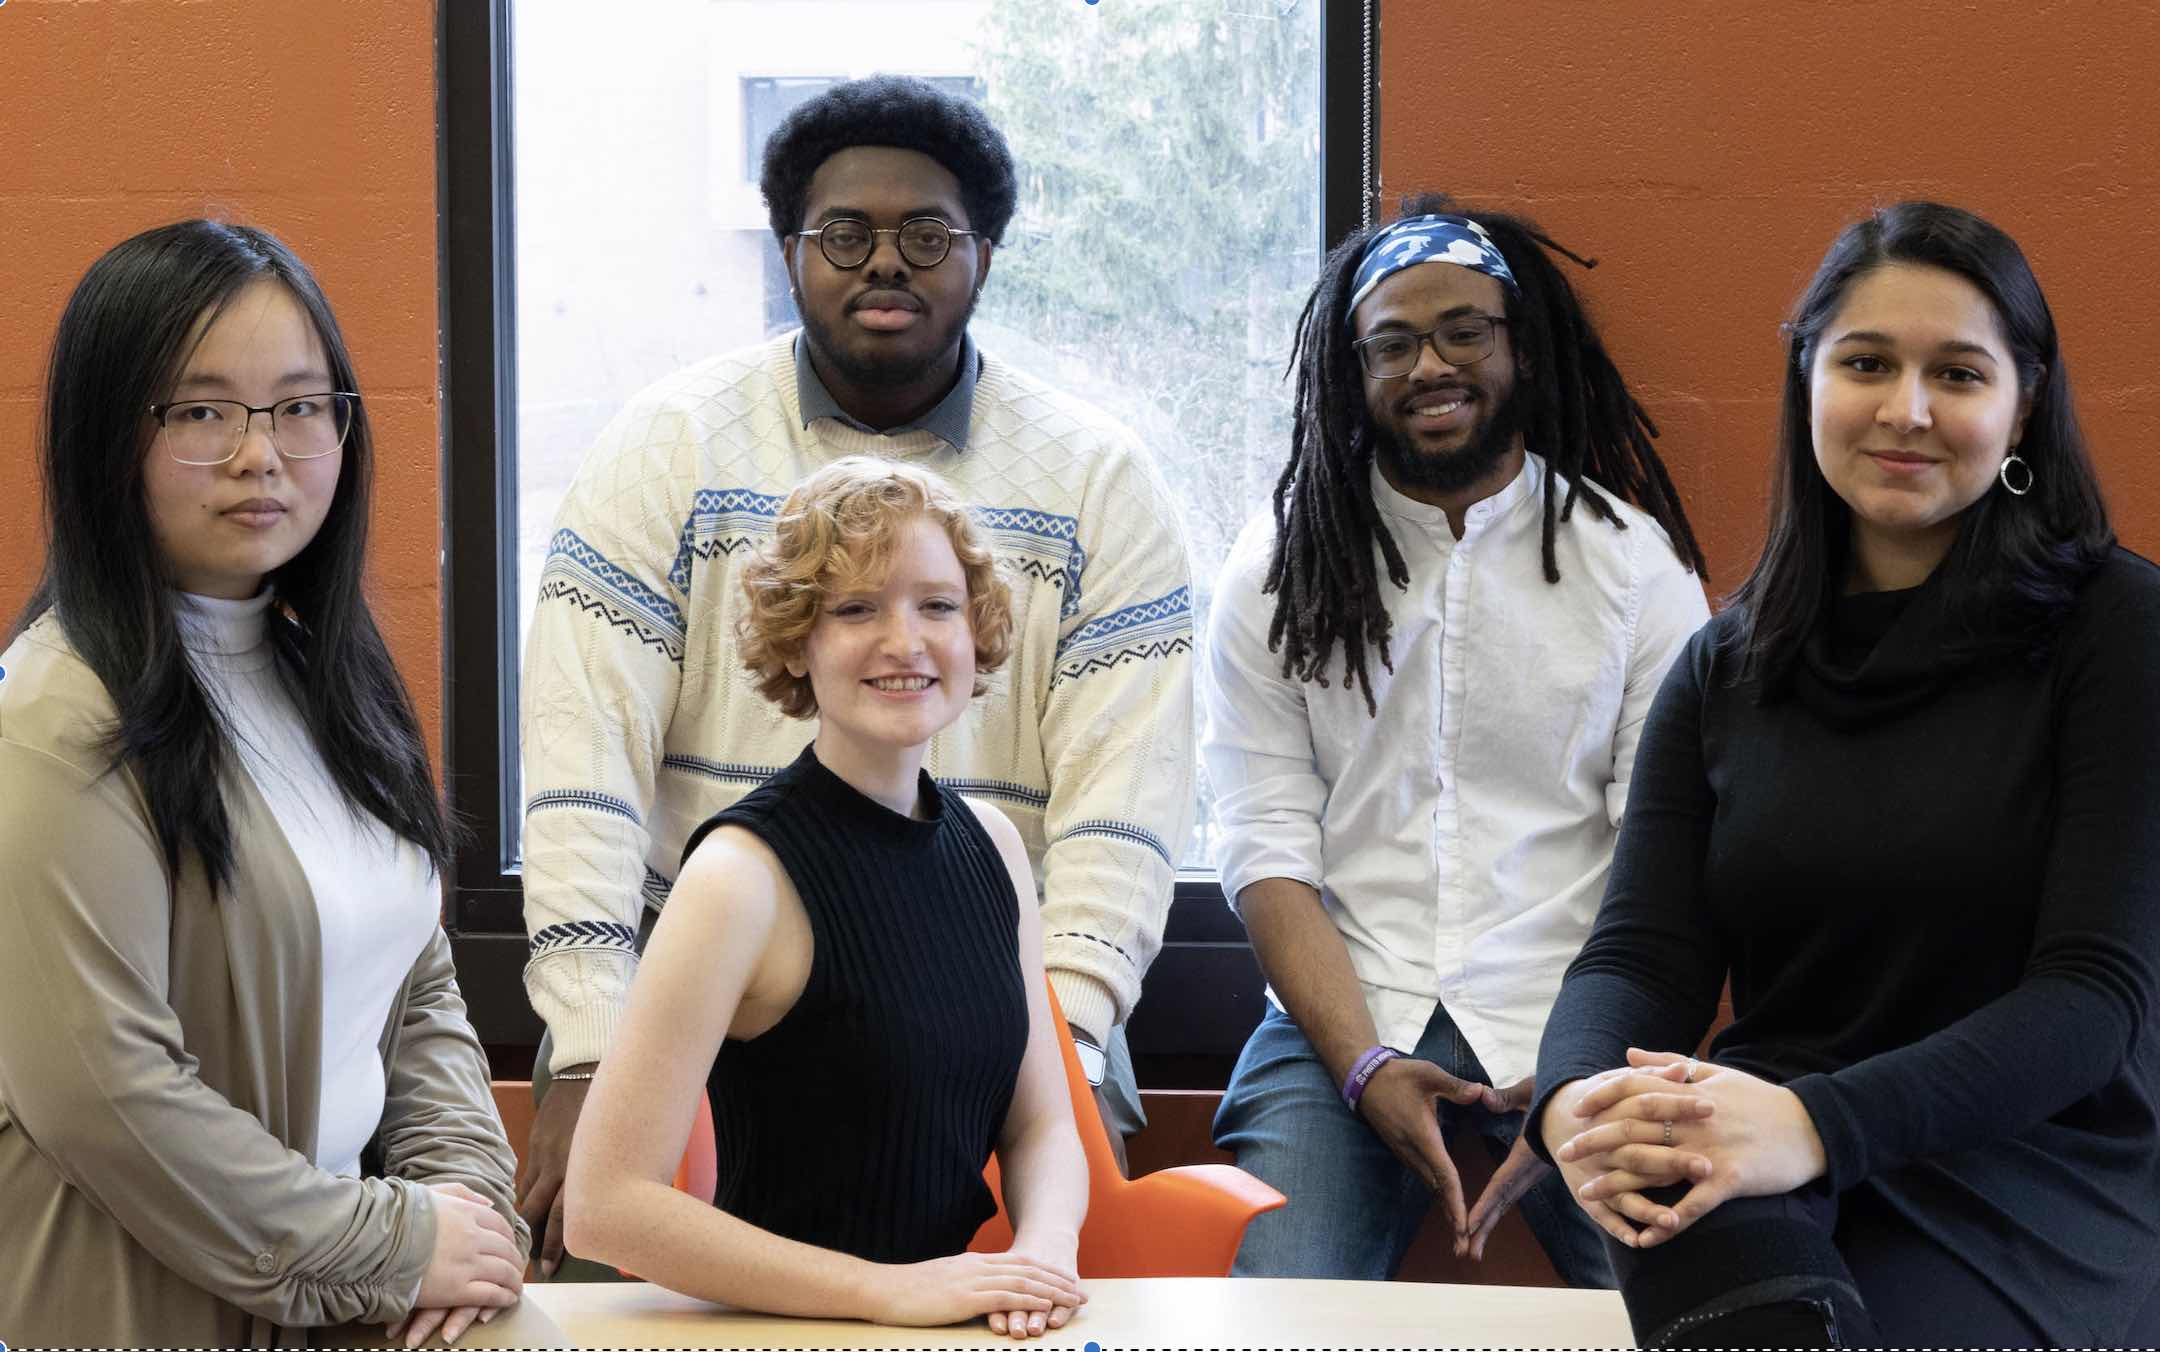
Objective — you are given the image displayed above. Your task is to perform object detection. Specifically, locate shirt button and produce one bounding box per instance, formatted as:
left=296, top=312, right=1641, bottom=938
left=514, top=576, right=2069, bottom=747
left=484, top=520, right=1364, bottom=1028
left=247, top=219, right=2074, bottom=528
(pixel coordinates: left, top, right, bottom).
left=253, top=1251, right=278, bottom=1275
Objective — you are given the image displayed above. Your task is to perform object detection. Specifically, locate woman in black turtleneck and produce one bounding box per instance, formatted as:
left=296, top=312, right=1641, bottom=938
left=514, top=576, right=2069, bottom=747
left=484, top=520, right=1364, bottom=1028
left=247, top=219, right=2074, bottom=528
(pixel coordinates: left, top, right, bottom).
left=564, top=457, right=1088, bottom=1337
left=1529, top=203, right=2160, bottom=1348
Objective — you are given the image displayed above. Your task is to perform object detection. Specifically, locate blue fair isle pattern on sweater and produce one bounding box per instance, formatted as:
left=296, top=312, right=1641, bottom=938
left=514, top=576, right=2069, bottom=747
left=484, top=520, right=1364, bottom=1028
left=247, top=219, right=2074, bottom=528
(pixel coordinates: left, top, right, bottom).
left=641, top=866, right=673, bottom=905
left=526, top=788, right=642, bottom=825
left=660, top=753, right=780, bottom=786
left=1055, top=635, right=1194, bottom=688
left=943, top=777, right=1052, bottom=809
left=530, top=920, right=638, bottom=958
left=971, top=506, right=1087, bottom=618
left=641, top=490, right=1089, bottom=621
left=1052, top=586, right=1194, bottom=688
left=1053, top=818, right=1173, bottom=865
left=537, top=529, right=686, bottom=660
left=667, top=487, right=787, bottom=593
left=1055, top=586, right=1192, bottom=661
left=548, top=491, right=1092, bottom=652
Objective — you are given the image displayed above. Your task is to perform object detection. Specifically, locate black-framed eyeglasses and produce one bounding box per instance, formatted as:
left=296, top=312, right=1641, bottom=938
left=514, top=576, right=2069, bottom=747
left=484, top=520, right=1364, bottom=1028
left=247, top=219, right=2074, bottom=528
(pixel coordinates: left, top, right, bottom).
left=1352, top=315, right=1509, bottom=379
left=146, top=392, right=360, bottom=466
left=792, top=217, right=980, bottom=270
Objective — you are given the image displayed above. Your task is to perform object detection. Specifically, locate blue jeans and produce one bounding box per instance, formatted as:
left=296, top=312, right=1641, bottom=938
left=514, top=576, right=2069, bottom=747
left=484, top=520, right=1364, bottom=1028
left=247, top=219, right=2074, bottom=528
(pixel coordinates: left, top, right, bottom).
left=1214, top=1001, right=1611, bottom=1286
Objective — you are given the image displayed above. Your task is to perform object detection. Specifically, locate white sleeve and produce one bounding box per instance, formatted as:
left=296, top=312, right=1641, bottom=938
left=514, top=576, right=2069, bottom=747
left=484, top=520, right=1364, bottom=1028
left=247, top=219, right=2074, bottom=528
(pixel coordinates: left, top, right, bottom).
left=1200, top=518, right=1328, bottom=911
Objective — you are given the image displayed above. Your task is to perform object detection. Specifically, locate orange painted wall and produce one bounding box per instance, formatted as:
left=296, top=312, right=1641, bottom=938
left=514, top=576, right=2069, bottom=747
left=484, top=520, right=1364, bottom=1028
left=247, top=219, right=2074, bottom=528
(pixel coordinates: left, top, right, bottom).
left=1377, top=2, right=2160, bottom=585
left=0, top=0, right=443, bottom=752
left=10, top=4, right=2151, bottom=755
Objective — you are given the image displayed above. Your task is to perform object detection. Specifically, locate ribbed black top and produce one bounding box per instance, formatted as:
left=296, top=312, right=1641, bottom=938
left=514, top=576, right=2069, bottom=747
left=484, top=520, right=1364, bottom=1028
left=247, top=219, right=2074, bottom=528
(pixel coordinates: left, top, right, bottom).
left=681, top=744, right=1027, bottom=1265
left=1535, top=548, right=2160, bottom=1345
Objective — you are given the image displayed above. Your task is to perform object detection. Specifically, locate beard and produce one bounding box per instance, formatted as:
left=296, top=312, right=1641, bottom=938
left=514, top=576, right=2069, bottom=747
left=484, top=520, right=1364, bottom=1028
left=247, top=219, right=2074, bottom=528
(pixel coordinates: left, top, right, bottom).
left=1373, top=385, right=1526, bottom=496
left=797, top=289, right=980, bottom=392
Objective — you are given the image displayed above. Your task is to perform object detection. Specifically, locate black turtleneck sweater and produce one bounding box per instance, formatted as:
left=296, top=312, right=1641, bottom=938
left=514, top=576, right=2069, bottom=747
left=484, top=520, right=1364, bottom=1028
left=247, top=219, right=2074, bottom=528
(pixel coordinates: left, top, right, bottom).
left=681, top=745, right=1027, bottom=1265
left=1535, top=547, right=2160, bottom=1346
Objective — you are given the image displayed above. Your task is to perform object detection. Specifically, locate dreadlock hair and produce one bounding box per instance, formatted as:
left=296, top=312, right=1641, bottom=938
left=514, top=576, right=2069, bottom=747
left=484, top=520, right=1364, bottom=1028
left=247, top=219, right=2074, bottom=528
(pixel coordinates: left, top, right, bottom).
left=1265, top=193, right=1708, bottom=714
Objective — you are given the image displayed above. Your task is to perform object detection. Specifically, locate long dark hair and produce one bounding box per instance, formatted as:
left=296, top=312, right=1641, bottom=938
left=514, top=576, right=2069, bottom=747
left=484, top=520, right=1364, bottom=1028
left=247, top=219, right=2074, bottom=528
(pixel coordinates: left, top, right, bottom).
left=1266, top=193, right=1706, bottom=713
left=1726, top=201, right=2113, bottom=685
left=13, top=220, right=457, bottom=892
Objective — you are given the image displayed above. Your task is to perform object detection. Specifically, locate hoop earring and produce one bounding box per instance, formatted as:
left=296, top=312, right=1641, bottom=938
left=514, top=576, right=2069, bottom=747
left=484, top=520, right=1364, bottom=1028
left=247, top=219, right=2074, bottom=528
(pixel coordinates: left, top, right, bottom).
left=1998, top=450, right=2034, bottom=497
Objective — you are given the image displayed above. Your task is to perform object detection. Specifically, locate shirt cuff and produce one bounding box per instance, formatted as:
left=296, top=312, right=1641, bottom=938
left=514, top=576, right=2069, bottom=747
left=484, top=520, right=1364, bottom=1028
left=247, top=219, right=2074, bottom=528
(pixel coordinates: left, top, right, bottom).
left=1047, top=970, right=1119, bottom=1049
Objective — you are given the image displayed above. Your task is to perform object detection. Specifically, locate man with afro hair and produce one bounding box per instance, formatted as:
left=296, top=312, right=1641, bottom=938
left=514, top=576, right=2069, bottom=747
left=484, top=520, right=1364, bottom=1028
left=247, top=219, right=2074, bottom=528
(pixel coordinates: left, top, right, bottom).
left=517, top=74, right=1194, bottom=1274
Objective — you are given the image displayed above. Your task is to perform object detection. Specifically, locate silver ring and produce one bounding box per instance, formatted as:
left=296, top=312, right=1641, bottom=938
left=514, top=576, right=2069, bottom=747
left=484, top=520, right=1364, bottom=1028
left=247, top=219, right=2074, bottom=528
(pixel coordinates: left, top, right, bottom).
left=1663, top=1120, right=1673, bottom=1147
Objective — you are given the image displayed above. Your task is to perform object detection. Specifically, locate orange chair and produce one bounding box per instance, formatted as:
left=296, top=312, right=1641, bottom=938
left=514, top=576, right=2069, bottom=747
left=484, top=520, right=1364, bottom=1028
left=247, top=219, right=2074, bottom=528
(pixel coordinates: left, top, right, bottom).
left=485, top=1078, right=714, bottom=1276
left=970, top=983, right=1285, bottom=1276
left=670, top=1090, right=719, bottom=1204
left=615, top=1085, right=717, bottom=1280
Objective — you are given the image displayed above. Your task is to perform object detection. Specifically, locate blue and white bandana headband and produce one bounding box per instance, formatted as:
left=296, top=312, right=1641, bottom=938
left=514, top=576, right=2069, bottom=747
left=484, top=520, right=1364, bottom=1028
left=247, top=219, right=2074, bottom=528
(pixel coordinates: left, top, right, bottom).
left=1345, top=214, right=1518, bottom=325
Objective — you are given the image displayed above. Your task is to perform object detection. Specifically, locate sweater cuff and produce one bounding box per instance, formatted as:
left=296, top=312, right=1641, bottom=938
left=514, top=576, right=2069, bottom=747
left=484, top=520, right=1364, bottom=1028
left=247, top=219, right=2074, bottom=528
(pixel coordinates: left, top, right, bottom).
left=1047, top=971, right=1119, bottom=1049
left=1785, top=1072, right=1864, bottom=1192
left=524, top=948, right=636, bottom=1072
left=1523, top=1074, right=1586, bottom=1168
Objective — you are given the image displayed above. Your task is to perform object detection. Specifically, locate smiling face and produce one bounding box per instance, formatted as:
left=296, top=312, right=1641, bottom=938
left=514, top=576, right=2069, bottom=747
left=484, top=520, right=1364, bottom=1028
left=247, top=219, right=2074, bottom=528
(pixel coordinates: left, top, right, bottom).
left=143, top=279, right=344, bottom=599
left=786, top=145, right=988, bottom=409
left=793, top=514, right=979, bottom=758
left=1352, top=261, right=1524, bottom=504
left=1808, top=263, right=2032, bottom=578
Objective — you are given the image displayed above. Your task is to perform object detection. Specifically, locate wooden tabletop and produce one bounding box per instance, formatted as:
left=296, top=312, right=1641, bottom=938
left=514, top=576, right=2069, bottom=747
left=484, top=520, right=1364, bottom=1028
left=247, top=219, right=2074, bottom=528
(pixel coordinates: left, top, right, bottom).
left=453, top=1277, right=1634, bottom=1349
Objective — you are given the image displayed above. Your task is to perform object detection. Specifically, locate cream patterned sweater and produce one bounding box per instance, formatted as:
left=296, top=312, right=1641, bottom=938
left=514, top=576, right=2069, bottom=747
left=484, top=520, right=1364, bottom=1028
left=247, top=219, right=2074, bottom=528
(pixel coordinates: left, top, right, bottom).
left=521, top=332, right=1196, bottom=1070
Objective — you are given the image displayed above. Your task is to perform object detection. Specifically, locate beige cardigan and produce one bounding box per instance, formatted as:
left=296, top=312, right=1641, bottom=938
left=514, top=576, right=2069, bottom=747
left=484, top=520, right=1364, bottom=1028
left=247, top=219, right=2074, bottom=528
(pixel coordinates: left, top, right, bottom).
left=0, top=615, right=530, bottom=1348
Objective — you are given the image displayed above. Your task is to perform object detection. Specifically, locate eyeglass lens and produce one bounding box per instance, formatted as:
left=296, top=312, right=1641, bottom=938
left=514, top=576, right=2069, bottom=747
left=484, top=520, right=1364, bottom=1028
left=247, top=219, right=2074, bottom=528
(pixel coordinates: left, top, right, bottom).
left=1357, top=317, right=1500, bottom=378
left=158, top=395, right=354, bottom=465
left=817, top=218, right=954, bottom=269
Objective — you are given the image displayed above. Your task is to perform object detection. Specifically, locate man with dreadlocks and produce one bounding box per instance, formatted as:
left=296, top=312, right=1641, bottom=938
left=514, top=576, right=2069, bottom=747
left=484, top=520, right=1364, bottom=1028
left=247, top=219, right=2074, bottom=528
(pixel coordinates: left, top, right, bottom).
left=1201, top=200, right=1709, bottom=1283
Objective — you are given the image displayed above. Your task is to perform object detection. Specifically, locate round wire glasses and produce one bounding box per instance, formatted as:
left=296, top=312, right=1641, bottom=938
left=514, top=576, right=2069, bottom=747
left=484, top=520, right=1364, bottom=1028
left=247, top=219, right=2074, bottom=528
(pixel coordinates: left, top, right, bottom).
left=792, top=217, right=980, bottom=270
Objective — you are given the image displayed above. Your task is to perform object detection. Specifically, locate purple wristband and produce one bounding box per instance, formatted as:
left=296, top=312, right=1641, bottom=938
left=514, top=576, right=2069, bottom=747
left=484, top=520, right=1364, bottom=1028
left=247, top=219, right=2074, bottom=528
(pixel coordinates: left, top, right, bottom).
left=1342, top=1045, right=1402, bottom=1114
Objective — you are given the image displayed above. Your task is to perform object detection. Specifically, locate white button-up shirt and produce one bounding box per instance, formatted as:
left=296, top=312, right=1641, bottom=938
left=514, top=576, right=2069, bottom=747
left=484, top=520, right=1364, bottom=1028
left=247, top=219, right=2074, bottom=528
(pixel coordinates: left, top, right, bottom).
left=1202, top=455, right=1710, bottom=1087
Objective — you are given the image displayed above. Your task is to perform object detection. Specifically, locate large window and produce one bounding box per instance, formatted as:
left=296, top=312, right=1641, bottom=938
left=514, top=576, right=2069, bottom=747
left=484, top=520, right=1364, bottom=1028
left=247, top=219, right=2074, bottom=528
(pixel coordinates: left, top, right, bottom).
left=442, top=0, right=1375, bottom=1049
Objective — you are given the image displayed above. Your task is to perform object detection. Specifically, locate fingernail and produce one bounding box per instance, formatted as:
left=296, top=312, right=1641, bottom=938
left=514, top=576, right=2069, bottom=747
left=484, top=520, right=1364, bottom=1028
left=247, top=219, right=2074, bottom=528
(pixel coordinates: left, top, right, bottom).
left=480, top=1309, right=497, bottom=1323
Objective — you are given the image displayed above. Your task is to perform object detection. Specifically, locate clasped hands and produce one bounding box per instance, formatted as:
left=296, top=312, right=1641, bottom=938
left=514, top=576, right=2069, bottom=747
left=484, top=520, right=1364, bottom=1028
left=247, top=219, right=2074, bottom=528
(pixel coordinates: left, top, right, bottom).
left=1539, top=1049, right=1828, bottom=1250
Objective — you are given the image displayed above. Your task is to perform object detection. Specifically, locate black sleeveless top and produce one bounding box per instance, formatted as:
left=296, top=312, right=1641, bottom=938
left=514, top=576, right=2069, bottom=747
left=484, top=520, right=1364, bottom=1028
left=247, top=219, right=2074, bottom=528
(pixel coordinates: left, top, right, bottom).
left=680, top=744, right=1028, bottom=1264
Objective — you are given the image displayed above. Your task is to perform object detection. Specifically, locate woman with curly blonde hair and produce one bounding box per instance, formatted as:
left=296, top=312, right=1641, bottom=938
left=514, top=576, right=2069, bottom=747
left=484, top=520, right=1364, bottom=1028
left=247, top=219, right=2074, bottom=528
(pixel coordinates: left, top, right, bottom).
left=567, top=457, right=1089, bottom=1338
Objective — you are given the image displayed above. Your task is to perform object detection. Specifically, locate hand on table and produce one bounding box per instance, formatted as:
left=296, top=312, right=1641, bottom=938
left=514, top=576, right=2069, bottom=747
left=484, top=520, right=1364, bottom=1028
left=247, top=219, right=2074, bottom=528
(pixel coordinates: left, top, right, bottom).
left=986, top=1235, right=1084, bottom=1339
left=866, top=1249, right=1086, bottom=1334
left=388, top=1182, right=523, bottom=1346
left=514, top=1070, right=592, bottom=1277
left=1555, top=1049, right=1827, bottom=1248
left=385, top=1303, right=495, bottom=1348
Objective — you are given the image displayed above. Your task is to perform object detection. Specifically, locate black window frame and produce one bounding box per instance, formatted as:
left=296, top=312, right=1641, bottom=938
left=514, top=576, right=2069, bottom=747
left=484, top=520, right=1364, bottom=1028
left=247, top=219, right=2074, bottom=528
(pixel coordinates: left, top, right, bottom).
left=438, top=0, right=1380, bottom=1058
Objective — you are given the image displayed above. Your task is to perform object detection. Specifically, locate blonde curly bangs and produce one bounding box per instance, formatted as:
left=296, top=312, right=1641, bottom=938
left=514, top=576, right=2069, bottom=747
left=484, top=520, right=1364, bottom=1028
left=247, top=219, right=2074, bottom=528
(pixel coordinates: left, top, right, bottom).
left=738, top=456, right=1014, bottom=719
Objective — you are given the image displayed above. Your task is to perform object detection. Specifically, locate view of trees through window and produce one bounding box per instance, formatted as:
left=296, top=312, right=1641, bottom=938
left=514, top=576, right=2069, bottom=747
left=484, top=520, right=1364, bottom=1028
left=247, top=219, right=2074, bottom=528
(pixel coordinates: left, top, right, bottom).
left=512, top=0, right=1321, bottom=867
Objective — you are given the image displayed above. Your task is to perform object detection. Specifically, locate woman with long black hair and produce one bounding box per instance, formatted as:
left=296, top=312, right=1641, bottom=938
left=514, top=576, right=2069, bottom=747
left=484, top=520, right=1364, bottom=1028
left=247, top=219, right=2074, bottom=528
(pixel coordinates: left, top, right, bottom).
left=0, top=220, right=526, bottom=1347
left=1530, top=201, right=2160, bottom=1346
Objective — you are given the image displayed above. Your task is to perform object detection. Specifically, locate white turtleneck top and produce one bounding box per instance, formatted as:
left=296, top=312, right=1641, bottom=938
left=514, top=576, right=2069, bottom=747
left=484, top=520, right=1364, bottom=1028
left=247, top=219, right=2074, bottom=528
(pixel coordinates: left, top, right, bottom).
left=173, top=591, right=438, bottom=1178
